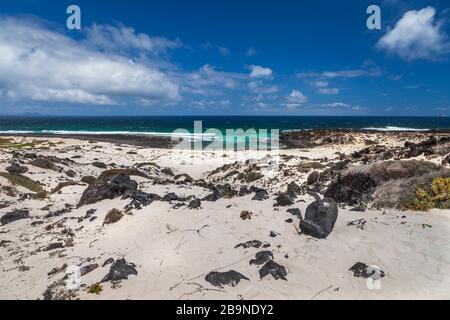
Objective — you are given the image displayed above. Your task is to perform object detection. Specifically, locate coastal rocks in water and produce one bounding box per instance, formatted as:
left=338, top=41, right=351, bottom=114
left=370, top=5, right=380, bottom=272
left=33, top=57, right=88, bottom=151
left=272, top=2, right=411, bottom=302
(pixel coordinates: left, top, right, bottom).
left=249, top=251, right=274, bottom=266
left=205, top=270, right=249, bottom=288
left=349, top=262, right=385, bottom=279
left=78, top=174, right=138, bottom=206
left=259, top=260, right=287, bottom=281
left=103, top=209, right=124, bottom=225
left=235, top=240, right=270, bottom=249
left=124, top=191, right=161, bottom=210
left=275, top=194, right=294, bottom=207
left=325, top=172, right=377, bottom=205
left=101, top=258, right=138, bottom=282
left=6, top=163, right=28, bottom=174
left=1, top=209, right=30, bottom=226
left=188, top=198, right=202, bottom=209
left=299, top=198, right=338, bottom=239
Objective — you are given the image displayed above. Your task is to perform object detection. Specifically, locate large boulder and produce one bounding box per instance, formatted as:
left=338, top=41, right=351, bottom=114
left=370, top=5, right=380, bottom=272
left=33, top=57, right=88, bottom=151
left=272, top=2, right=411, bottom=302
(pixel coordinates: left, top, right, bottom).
left=78, top=174, right=138, bottom=206
left=299, top=198, right=338, bottom=239
left=325, top=172, right=377, bottom=205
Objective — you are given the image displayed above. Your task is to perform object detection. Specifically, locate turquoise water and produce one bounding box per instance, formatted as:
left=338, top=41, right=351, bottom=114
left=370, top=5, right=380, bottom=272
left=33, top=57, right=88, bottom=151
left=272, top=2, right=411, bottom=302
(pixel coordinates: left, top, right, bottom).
left=0, top=116, right=449, bottom=138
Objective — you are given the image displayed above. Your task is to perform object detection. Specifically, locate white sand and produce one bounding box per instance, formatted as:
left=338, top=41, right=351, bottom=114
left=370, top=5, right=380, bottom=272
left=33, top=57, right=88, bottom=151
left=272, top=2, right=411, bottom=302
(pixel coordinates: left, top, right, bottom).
left=0, top=135, right=449, bottom=300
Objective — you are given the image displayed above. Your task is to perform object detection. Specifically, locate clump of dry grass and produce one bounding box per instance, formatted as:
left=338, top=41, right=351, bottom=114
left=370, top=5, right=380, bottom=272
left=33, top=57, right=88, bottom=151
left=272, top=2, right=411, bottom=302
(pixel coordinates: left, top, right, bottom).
left=0, top=172, right=44, bottom=193
left=368, top=163, right=450, bottom=210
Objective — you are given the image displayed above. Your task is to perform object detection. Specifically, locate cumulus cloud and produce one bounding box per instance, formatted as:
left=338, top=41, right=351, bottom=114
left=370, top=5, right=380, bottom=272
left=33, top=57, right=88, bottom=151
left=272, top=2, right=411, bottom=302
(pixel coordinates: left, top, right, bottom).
left=85, top=23, right=181, bottom=54
left=0, top=16, right=179, bottom=105
left=377, top=7, right=449, bottom=60
left=249, top=65, right=273, bottom=78
left=285, top=90, right=308, bottom=109
left=179, top=64, right=246, bottom=95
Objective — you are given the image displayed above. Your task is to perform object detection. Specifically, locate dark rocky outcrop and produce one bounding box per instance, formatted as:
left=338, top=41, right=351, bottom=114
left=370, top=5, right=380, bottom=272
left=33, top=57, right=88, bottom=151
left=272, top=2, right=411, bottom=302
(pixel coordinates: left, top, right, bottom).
left=259, top=260, right=287, bottom=280
left=78, top=174, right=138, bottom=206
left=325, top=172, right=377, bottom=205
left=101, top=258, right=138, bottom=282
left=188, top=199, right=202, bottom=209
left=299, top=198, right=338, bottom=239
left=275, top=194, right=294, bottom=207
left=124, top=191, right=161, bottom=210
left=249, top=251, right=274, bottom=266
left=1, top=209, right=30, bottom=226
left=205, top=270, right=249, bottom=288
left=6, top=163, right=28, bottom=174
left=349, top=262, right=385, bottom=279
left=235, top=240, right=270, bottom=249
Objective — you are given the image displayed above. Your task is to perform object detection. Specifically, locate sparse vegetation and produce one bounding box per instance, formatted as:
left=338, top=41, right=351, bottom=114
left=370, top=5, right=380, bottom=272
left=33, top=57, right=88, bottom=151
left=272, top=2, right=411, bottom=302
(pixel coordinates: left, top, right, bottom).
left=104, top=208, right=124, bottom=224
left=0, top=172, right=44, bottom=193
left=403, top=178, right=450, bottom=211
left=87, top=283, right=103, bottom=295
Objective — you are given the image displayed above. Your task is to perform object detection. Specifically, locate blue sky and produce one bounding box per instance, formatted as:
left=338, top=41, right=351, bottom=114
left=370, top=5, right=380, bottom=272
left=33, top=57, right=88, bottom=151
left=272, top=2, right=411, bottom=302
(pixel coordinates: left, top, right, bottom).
left=0, top=0, right=449, bottom=116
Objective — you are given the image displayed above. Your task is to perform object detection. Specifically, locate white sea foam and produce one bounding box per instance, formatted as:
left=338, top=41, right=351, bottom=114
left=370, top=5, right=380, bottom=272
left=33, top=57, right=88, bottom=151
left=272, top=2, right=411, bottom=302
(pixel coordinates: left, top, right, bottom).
left=0, top=130, right=216, bottom=140
left=362, top=126, right=429, bottom=132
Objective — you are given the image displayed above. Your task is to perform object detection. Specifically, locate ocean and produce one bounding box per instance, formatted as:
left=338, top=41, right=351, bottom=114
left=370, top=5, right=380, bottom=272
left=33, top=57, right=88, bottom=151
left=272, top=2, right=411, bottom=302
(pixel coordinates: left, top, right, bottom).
left=0, top=116, right=449, bottom=138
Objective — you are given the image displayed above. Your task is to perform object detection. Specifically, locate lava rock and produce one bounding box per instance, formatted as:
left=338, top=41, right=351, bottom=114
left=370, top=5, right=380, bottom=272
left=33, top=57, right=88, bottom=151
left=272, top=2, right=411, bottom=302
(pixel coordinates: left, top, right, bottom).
left=78, top=174, right=138, bottom=206
left=249, top=251, right=274, bottom=266
left=101, top=258, right=138, bottom=282
left=162, top=193, right=185, bottom=202
left=188, top=199, right=202, bottom=209
left=6, top=163, right=28, bottom=174
left=1, top=209, right=30, bottom=226
left=287, top=182, right=302, bottom=198
left=307, top=171, right=320, bottom=185
left=125, top=191, right=161, bottom=209
left=235, top=240, right=270, bottom=249
left=91, top=162, right=107, bottom=169
left=259, top=260, right=287, bottom=280
left=287, top=208, right=302, bottom=219
left=324, top=173, right=377, bottom=205
left=205, top=270, right=249, bottom=288
left=299, top=198, right=338, bottom=239
left=65, top=170, right=77, bottom=178
left=349, top=262, right=385, bottom=279
left=275, top=194, right=294, bottom=207
left=252, top=188, right=269, bottom=201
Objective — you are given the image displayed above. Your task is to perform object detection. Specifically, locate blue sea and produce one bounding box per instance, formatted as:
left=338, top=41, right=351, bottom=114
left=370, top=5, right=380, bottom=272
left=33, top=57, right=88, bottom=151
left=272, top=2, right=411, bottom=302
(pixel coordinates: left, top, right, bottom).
left=0, top=116, right=449, bottom=139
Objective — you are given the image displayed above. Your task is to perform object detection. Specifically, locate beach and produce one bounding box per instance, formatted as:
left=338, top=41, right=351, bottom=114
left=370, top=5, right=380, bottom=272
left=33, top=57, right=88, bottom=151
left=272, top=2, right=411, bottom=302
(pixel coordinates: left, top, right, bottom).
left=1, top=130, right=450, bottom=300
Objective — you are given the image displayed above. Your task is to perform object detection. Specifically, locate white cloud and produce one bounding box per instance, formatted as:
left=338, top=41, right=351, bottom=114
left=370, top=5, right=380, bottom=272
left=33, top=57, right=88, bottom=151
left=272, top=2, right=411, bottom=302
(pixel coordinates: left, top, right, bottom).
left=248, top=81, right=279, bottom=94
left=0, top=17, right=179, bottom=105
left=286, top=90, right=308, bottom=107
left=317, top=88, right=340, bottom=95
left=377, top=7, right=449, bottom=60
left=85, top=23, right=181, bottom=54
left=249, top=65, right=273, bottom=78
left=179, top=64, right=245, bottom=95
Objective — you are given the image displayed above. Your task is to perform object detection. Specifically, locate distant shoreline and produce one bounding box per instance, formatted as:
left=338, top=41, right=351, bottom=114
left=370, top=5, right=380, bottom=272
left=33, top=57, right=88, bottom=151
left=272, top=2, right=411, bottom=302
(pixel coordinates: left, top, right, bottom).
left=2, top=128, right=450, bottom=149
